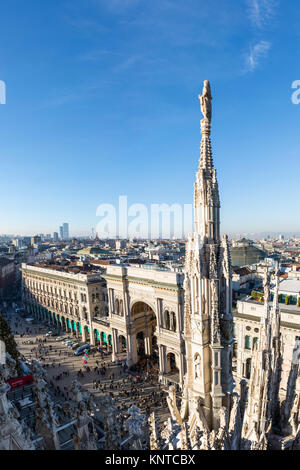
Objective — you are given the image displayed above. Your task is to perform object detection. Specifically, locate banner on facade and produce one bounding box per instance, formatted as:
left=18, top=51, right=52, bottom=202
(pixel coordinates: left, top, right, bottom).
left=7, top=375, right=34, bottom=389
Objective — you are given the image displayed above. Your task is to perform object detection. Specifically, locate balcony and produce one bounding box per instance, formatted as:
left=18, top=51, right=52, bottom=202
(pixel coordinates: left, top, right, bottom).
left=92, top=317, right=110, bottom=327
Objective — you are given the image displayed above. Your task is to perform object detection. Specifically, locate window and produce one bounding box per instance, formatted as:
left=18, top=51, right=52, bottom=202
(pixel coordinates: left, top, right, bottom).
left=245, top=358, right=252, bottom=379
left=253, top=337, right=259, bottom=349
left=245, top=335, right=251, bottom=350
left=214, top=372, right=219, bottom=386
left=170, top=312, right=176, bottom=332
left=164, top=311, right=170, bottom=330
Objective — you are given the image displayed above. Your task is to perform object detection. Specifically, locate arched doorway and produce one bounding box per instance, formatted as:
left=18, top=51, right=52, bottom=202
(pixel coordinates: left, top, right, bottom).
left=108, top=334, right=112, bottom=351
left=130, top=301, right=157, bottom=366
left=119, top=335, right=127, bottom=353
left=94, top=329, right=100, bottom=345
left=101, top=331, right=107, bottom=347
left=66, top=318, right=72, bottom=333
left=166, top=352, right=179, bottom=374
left=71, top=320, right=77, bottom=337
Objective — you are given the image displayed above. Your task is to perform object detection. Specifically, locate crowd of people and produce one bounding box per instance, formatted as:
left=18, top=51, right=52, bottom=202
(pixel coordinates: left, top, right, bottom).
left=4, top=305, right=172, bottom=431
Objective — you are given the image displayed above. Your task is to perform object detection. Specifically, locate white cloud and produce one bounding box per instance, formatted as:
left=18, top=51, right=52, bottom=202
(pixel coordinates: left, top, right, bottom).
left=244, top=40, right=271, bottom=72
left=247, top=0, right=278, bottom=29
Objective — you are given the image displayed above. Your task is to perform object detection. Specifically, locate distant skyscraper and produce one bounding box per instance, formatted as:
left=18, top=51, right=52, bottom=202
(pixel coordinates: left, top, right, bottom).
left=31, top=235, right=41, bottom=245
left=59, top=225, right=63, bottom=240
left=63, top=223, right=69, bottom=240
left=53, top=232, right=59, bottom=242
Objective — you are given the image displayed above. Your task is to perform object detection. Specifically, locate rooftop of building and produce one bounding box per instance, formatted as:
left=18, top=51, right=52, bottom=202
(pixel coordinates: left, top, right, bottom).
left=277, top=278, right=300, bottom=293
left=232, top=266, right=252, bottom=276
left=104, top=263, right=184, bottom=286
left=22, top=261, right=103, bottom=276
left=0, top=257, right=14, bottom=267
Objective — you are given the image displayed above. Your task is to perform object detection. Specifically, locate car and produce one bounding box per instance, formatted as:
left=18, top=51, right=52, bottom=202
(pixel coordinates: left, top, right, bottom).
left=67, top=341, right=77, bottom=349
left=71, top=342, right=80, bottom=350
left=97, top=348, right=108, bottom=355
left=56, top=336, right=65, bottom=341
left=74, top=344, right=90, bottom=356
left=62, top=338, right=71, bottom=344
left=45, top=331, right=54, bottom=337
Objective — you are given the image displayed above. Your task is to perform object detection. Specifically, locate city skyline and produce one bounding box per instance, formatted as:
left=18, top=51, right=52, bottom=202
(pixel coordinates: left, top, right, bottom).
left=1, top=1, right=300, bottom=235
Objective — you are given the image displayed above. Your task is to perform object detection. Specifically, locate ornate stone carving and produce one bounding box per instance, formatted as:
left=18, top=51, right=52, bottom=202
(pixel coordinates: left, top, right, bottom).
left=198, top=80, right=212, bottom=123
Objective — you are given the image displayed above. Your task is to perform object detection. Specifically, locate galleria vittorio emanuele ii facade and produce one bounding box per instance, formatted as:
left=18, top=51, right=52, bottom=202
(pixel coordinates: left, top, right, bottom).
left=17, top=81, right=300, bottom=450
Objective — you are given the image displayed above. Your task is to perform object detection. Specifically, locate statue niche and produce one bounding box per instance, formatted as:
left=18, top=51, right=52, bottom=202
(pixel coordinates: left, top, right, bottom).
left=194, top=354, right=201, bottom=379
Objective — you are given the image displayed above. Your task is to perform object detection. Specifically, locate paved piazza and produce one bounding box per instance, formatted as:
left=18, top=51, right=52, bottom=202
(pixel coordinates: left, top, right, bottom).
left=4, top=307, right=172, bottom=436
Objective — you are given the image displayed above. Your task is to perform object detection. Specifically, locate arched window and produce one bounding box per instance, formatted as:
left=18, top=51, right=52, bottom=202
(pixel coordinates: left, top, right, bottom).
left=115, top=299, right=119, bottom=315
left=120, top=300, right=123, bottom=316
left=171, top=312, right=176, bottom=332
left=245, top=335, right=251, bottom=350
left=164, top=310, right=170, bottom=330
left=245, top=358, right=252, bottom=379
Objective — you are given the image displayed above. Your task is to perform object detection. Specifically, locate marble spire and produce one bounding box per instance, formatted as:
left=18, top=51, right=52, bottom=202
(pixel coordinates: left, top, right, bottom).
left=194, top=80, right=220, bottom=243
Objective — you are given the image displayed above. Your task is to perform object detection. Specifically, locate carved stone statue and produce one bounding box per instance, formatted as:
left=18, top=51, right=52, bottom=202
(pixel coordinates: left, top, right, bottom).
left=198, top=80, right=212, bottom=122
left=194, top=354, right=201, bottom=379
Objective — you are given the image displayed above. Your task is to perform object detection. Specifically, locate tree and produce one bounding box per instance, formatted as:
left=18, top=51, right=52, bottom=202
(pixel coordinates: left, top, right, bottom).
left=0, top=313, right=21, bottom=374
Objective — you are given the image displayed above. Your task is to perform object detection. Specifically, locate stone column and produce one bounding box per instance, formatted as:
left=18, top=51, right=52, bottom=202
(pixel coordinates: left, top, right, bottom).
left=179, top=351, right=185, bottom=387
left=127, top=331, right=138, bottom=366
left=81, top=321, right=87, bottom=342
left=144, top=336, right=151, bottom=356
left=112, top=328, right=118, bottom=362
left=158, top=345, right=166, bottom=375
left=90, top=325, right=95, bottom=346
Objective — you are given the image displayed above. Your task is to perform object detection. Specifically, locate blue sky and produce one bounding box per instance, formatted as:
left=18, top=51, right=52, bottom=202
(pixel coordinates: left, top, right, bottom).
left=0, top=0, right=300, bottom=237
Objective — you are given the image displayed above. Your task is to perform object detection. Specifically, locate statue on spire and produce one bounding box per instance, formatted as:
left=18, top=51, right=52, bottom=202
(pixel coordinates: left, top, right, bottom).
left=198, top=80, right=212, bottom=122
